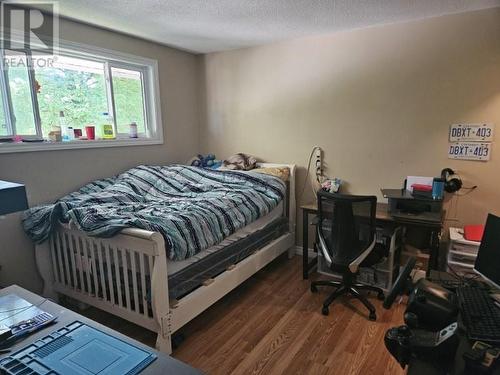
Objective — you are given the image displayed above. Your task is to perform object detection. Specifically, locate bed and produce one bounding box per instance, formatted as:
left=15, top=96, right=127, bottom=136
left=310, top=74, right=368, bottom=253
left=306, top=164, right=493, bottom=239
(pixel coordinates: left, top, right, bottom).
left=33, top=163, right=296, bottom=354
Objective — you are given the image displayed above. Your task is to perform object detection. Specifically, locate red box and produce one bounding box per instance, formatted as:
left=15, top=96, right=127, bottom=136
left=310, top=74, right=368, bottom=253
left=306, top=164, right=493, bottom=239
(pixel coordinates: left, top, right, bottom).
left=464, top=225, right=484, bottom=242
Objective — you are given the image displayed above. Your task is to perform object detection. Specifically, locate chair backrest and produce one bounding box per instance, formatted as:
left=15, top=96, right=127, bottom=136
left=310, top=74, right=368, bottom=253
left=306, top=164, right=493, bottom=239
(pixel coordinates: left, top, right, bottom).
left=317, top=191, right=377, bottom=267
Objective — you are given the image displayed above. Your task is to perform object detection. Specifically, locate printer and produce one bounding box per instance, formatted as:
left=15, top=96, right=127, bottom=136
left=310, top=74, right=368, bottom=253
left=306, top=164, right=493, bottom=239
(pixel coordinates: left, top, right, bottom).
left=381, top=189, right=443, bottom=223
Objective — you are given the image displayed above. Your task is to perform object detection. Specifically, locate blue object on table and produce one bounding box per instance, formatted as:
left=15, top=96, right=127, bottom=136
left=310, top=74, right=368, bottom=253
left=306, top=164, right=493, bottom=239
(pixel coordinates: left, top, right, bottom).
left=432, top=177, right=445, bottom=200
left=9, top=312, right=56, bottom=338
left=0, top=321, right=157, bottom=374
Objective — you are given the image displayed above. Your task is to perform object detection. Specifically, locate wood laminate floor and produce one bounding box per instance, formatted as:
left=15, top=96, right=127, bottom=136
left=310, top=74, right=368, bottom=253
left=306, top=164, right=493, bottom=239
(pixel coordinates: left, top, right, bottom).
left=77, top=255, right=406, bottom=375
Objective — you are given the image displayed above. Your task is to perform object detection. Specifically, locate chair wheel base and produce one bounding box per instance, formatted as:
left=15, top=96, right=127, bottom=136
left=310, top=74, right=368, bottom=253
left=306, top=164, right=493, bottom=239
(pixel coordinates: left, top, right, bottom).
left=377, top=292, right=385, bottom=300
left=369, top=312, right=377, bottom=321
left=311, top=285, right=318, bottom=293
left=321, top=306, right=329, bottom=316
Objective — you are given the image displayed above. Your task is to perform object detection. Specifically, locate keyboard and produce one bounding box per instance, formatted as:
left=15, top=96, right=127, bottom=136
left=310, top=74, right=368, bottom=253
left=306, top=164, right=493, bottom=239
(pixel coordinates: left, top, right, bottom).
left=10, top=312, right=56, bottom=338
left=427, top=277, right=463, bottom=291
left=457, top=286, right=500, bottom=345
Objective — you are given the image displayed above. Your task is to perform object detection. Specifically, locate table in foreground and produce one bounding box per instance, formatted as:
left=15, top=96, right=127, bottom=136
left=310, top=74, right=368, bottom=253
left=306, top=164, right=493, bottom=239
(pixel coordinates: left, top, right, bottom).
left=0, top=285, right=202, bottom=375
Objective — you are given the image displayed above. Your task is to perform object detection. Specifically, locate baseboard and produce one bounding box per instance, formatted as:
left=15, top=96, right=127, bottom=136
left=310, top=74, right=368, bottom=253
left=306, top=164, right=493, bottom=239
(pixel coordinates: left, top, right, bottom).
left=294, top=245, right=316, bottom=258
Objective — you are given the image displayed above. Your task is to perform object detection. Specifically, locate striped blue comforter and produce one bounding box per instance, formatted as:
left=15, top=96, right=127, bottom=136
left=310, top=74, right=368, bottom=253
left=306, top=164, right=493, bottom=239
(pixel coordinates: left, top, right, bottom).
left=22, top=165, right=285, bottom=261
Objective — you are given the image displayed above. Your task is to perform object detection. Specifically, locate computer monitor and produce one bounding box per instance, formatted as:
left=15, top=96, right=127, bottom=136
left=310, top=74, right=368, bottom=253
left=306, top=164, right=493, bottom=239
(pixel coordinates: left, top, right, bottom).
left=474, top=213, right=500, bottom=288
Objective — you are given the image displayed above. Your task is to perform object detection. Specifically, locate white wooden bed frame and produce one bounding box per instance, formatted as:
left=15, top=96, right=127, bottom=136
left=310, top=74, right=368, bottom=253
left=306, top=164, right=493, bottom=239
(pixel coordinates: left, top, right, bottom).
left=35, top=163, right=296, bottom=354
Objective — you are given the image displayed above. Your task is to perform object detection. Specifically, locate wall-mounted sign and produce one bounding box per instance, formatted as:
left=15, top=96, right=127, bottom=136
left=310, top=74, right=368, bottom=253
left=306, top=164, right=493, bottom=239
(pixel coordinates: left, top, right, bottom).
left=449, top=123, right=494, bottom=142
left=448, top=142, right=491, bottom=161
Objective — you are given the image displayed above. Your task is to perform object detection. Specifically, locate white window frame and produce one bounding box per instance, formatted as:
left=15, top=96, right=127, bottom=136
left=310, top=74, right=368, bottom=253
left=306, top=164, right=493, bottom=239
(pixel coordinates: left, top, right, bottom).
left=0, top=48, right=42, bottom=139
left=107, top=63, right=150, bottom=139
left=0, top=33, right=163, bottom=153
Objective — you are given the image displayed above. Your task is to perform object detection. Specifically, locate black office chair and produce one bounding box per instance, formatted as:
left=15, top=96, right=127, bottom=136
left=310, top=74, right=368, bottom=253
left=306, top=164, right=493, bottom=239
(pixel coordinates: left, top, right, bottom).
left=311, top=191, right=386, bottom=320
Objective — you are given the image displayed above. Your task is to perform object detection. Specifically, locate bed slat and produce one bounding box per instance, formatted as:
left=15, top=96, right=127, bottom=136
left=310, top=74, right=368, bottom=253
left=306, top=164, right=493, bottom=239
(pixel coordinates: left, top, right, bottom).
left=89, top=240, right=100, bottom=297
left=62, top=236, right=72, bottom=288
left=50, top=236, right=59, bottom=285
left=129, top=251, right=140, bottom=314
left=121, top=249, right=131, bottom=310
left=113, top=247, right=123, bottom=307
left=75, top=237, right=85, bottom=293
left=139, top=254, right=147, bottom=314
left=55, top=233, right=65, bottom=286
left=67, top=235, right=78, bottom=290
left=105, top=245, right=116, bottom=305
left=97, top=243, right=108, bottom=301
left=80, top=235, right=92, bottom=295
left=148, top=256, right=154, bottom=278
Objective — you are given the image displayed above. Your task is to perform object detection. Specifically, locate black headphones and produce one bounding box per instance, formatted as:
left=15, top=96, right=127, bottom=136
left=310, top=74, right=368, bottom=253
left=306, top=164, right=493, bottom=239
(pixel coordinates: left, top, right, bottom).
left=441, top=168, right=462, bottom=193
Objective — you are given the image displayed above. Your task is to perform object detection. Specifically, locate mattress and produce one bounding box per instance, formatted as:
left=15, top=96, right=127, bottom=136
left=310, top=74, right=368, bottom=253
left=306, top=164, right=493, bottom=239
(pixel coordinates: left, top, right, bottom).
left=167, top=202, right=284, bottom=275
left=167, top=202, right=288, bottom=299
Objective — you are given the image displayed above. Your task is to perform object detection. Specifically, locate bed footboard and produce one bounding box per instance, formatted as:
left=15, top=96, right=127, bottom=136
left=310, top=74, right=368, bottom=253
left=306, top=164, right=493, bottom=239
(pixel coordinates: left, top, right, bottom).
left=35, top=223, right=172, bottom=353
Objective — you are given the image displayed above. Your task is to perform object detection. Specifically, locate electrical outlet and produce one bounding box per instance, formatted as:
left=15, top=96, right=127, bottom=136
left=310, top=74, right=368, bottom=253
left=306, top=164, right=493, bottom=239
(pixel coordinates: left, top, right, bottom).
left=315, top=147, right=322, bottom=179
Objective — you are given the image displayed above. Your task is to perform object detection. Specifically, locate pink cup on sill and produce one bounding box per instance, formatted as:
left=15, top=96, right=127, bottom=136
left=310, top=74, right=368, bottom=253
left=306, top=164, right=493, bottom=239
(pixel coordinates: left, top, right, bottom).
left=85, top=125, right=95, bottom=140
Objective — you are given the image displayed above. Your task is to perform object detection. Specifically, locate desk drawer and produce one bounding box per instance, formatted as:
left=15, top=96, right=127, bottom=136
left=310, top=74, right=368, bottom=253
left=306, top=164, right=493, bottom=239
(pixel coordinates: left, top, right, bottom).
left=447, top=259, right=475, bottom=276
left=448, top=249, right=476, bottom=264
left=449, top=243, right=479, bottom=255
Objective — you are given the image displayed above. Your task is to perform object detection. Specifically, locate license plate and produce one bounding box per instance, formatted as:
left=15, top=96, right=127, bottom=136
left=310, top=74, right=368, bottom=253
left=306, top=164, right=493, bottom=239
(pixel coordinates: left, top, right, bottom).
left=449, top=123, right=494, bottom=142
left=448, top=142, right=491, bottom=161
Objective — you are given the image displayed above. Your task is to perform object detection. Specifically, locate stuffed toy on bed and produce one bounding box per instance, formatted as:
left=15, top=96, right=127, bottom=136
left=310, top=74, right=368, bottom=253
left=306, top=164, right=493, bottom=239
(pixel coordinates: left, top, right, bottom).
left=188, top=154, right=222, bottom=169
left=221, top=153, right=257, bottom=171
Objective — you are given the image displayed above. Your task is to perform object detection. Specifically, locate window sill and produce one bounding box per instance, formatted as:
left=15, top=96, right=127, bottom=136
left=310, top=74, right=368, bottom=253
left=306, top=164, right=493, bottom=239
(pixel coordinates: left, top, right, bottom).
left=0, top=138, right=163, bottom=154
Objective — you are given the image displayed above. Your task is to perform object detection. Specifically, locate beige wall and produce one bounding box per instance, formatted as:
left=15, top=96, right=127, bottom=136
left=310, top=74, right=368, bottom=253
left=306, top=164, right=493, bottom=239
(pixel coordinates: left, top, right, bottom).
left=0, top=19, right=201, bottom=292
left=201, top=8, right=500, bottom=246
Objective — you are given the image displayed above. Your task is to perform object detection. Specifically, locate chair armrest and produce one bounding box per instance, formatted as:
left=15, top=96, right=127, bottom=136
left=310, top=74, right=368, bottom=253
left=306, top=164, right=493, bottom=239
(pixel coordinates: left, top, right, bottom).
left=349, top=238, right=376, bottom=273
left=317, top=225, right=332, bottom=265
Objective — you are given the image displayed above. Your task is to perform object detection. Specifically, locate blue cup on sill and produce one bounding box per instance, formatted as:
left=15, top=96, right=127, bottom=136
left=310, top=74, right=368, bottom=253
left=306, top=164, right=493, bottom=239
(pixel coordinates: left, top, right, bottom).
left=432, top=178, right=445, bottom=200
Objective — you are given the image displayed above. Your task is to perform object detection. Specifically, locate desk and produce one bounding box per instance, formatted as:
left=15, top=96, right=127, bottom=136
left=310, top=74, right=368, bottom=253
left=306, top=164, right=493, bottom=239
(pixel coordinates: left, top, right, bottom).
left=408, top=331, right=500, bottom=375
left=300, top=201, right=443, bottom=279
left=406, top=288, right=500, bottom=375
left=406, top=272, right=500, bottom=374
left=0, top=285, right=202, bottom=375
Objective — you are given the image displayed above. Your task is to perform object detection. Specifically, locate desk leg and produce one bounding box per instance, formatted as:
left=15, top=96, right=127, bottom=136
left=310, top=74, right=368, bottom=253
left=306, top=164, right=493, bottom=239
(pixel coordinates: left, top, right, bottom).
left=303, top=210, right=309, bottom=279
left=427, top=230, right=440, bottom=276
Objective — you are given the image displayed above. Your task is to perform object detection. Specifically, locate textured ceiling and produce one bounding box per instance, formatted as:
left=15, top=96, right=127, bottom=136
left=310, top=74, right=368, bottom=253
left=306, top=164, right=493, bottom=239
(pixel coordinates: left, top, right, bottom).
left=54, top=0, right=500, bottom=53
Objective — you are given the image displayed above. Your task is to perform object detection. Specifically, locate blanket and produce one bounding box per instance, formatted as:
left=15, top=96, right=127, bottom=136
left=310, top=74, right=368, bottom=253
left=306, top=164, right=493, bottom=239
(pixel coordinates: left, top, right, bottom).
left=22, top=165, right=285, bottom=261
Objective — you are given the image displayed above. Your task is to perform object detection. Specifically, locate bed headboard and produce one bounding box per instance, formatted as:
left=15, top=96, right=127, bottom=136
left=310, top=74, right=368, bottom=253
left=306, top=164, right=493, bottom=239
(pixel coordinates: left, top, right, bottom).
left=256, top=163, right=296, bottom=234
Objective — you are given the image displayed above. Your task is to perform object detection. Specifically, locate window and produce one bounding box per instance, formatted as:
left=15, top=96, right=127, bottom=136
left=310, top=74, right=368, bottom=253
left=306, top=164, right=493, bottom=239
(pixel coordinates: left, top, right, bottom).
left=5, top=51, right=37, bottom=136
left=35, top=55, right=108, bottom=136
left=0, top=39, right=162, bottom=153
left=111, top=67, right=146, bottom=135
left=0, top=90, right=7, bottom=136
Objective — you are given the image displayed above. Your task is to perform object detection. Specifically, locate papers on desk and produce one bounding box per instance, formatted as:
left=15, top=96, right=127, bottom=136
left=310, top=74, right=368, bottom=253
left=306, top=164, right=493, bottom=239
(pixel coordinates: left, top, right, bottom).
left=0, top=294, right=46, bottom=328
left=0, top=294, right=55, bottom=343
left=406, top=176, right=433, bottom=193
